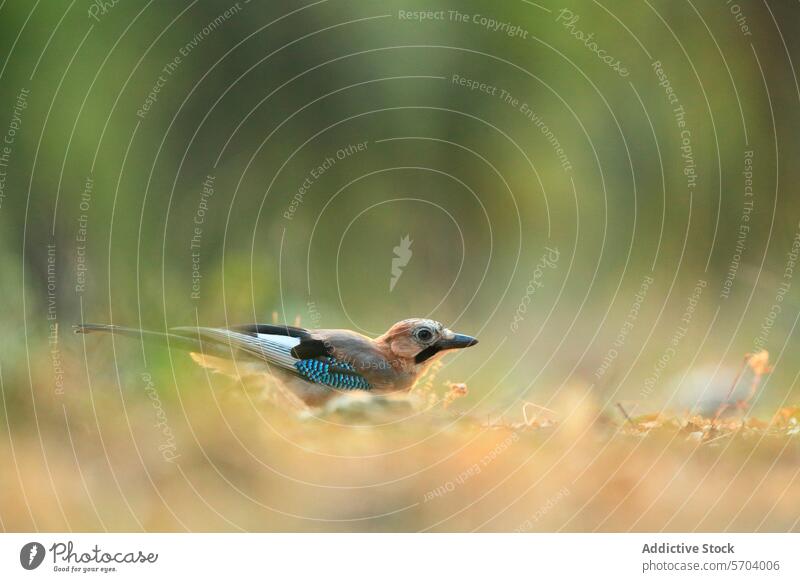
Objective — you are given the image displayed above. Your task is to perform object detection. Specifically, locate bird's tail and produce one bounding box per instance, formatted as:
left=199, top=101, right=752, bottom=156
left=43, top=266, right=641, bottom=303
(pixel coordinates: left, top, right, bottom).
left=74, top=323, right=213, bottom=354
left=75, top=323, right=303, bottom=383
left=73, top=323, right=293, bottom=366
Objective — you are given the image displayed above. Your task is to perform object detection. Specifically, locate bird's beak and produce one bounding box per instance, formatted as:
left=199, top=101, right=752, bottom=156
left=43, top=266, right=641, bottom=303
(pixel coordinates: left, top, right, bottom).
left=436, top=332, right=478, bottom=350
left=414, top=330, right=478, bottom=364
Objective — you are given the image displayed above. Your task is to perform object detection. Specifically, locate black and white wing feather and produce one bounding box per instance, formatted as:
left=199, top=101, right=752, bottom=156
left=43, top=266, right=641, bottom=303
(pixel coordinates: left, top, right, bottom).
left=176, top=325, right=371, bottom=390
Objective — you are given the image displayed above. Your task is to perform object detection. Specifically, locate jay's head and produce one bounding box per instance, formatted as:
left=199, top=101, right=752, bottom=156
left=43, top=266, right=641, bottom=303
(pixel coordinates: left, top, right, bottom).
left=378, top=318, right=478, bottom=365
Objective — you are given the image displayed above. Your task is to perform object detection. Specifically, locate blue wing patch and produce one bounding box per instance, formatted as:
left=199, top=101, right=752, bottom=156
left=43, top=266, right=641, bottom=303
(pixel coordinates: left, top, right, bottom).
left=295, top=357, right=371, bottom=390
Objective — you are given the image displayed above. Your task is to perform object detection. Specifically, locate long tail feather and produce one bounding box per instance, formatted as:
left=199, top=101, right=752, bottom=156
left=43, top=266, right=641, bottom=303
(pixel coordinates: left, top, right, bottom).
left=74, top=323, right=299, bottom=373
left=74, top=323, right=210, bottom=354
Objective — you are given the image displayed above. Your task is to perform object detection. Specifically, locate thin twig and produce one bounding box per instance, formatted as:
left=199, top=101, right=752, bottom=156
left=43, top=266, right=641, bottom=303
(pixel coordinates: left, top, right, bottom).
left=714, top=354, right=751, bottom=423
left=616, top=402, right=635, bottom=427
left=522, top=401, right=557, bottom=425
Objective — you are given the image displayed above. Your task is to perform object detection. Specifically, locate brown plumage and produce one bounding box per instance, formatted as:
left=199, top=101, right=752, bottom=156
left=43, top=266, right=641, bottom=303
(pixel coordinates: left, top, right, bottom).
left=75, top=318, right=478, bottom=408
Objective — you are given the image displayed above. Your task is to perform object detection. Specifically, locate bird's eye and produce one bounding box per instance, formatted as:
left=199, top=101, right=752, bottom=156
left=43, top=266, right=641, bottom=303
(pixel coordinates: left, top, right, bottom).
left=415, top=328, right=434, bottom=342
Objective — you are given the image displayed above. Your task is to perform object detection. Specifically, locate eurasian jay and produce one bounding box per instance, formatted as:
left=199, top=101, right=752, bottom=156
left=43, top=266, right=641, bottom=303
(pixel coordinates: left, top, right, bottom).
left=75, top=318, right=478, bottom=407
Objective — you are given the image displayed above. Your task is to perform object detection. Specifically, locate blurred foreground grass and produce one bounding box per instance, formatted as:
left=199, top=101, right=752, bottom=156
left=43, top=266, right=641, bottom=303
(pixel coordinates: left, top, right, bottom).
left=1, top=347, right=798, bottom=532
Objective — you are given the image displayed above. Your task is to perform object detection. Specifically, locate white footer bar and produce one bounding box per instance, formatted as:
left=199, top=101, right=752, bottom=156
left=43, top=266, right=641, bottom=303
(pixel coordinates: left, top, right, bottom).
left=1, top=533, right=797, bottom=581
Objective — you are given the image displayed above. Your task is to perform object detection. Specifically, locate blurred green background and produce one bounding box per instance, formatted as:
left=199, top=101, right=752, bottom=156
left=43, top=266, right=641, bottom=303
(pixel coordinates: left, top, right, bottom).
left=1, top=1, right=799, bottom=531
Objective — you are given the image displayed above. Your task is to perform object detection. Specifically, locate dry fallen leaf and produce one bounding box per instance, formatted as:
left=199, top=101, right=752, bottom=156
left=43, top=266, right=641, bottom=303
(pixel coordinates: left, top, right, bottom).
left=442, top=382, right=468, bottom=409
left=522, top=401, right=557, bottom=426
left=715, top=350, right=773, bottom=422
left=772, top=406, right=800, bottom=425
left=747, top=350, right=772, bottom=376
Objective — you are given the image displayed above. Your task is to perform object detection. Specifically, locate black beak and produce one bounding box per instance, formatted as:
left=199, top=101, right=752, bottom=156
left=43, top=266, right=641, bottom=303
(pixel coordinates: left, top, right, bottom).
left=415, top=331, right=478, bottom=364
left=437, top=333, right=478, bottom=349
